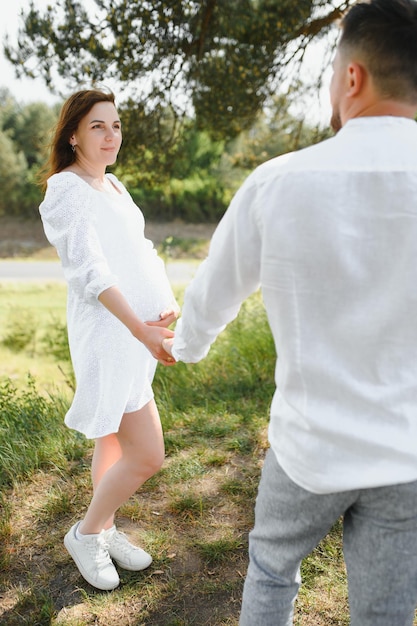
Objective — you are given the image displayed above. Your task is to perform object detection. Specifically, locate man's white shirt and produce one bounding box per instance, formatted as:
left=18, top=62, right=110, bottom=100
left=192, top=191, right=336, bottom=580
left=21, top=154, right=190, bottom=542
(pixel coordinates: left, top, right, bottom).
left=173, top=117, right=417, bottom=494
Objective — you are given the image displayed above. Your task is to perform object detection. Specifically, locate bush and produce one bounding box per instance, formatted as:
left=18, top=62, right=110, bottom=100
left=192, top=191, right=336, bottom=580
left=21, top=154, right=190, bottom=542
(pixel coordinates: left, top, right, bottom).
left=42, top=317, right=71, bottom=362
left=130, top=176, right=227, bottom=223
left=2, top=308, right=37, bottom=352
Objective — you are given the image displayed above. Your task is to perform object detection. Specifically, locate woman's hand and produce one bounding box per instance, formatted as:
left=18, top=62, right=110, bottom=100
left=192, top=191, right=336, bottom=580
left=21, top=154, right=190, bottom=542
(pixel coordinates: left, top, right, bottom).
left=146, top=307, right=180, bottom=329
left=98, top=286, right=177, bottom=365
left=142, top=308, right=179, bottom=363
left=133, top=325, right=176, bottom=366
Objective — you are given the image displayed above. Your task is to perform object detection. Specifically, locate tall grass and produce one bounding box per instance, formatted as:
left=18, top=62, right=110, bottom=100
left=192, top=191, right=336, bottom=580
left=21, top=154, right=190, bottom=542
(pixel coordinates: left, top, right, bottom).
left=0, top=293, right=272, bottom=489
left=154, top=295, right=275, bottom=456
left=0, top=376, right=85, bottom=488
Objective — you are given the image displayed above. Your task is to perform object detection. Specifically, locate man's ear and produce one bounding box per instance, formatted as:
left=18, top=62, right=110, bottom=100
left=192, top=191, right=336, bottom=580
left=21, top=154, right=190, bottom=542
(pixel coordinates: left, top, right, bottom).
left=346, top=62, right=365, bottom=97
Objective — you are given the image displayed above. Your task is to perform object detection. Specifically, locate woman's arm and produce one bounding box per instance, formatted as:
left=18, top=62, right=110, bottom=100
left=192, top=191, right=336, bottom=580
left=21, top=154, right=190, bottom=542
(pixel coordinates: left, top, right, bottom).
left=98, top=286, right=176, bottom=365
left=40, top=175, right=118, bottom=301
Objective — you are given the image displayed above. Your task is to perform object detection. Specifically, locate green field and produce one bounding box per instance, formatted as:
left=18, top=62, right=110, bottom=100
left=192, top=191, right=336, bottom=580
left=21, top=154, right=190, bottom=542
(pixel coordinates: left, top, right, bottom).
left=0, top=282, right=70, bottom=394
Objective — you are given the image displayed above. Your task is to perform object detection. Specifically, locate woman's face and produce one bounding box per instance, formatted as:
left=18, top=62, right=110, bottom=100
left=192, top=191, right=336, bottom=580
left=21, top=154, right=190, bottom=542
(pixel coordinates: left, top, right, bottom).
left=70, top=101, right=122, bottom=168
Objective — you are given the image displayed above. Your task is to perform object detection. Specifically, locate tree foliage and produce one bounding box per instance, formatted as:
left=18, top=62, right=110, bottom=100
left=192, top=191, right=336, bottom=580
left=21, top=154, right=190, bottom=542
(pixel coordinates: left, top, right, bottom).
left=4, top=0, right=352, bottom=177
left=0, top=89, right=56, bottom=217
left=0, top=131, right=27, bottom=215
left=124, top=94, right=332, bottom=223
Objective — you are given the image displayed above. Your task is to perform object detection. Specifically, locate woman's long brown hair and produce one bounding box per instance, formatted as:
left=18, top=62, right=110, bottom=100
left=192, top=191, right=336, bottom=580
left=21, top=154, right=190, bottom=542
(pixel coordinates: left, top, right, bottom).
left=39, top=89, right=115, bottom=191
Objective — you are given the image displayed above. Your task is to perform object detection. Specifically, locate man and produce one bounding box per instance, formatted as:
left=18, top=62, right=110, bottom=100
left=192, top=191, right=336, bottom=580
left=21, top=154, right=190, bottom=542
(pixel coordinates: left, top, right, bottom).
left=163, top=0, right=417, bottom=623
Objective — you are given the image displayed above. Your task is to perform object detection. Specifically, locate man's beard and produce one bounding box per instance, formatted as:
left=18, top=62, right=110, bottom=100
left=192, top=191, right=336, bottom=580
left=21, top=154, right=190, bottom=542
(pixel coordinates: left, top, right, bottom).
left=331, top=109, right=342, bottom=133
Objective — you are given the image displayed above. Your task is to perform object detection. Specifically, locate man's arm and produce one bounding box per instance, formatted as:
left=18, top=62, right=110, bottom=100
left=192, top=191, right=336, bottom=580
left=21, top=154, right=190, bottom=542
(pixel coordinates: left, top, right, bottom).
left=169, top=172, right=262, bottom=363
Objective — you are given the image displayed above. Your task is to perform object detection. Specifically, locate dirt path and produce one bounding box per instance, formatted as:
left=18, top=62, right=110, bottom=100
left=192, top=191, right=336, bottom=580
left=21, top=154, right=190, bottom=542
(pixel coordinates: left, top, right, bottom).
left=0, top=216, right=217, bottom=259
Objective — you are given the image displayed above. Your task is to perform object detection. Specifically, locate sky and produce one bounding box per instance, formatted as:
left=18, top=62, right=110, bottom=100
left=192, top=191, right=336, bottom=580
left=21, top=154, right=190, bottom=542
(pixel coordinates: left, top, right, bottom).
left=0, top=1, right=333, bottom=125
left=0, top=0, right=61, bottom=104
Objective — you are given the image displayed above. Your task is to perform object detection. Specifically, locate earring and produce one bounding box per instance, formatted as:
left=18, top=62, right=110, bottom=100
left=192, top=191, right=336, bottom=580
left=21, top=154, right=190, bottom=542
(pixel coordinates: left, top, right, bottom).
left=70, top=144, right=76, bottom=152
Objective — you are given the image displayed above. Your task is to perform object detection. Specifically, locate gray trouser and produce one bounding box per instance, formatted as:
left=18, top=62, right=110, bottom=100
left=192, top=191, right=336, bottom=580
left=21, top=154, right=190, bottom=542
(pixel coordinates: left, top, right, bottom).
left=240, top=449, right=417, bottom=626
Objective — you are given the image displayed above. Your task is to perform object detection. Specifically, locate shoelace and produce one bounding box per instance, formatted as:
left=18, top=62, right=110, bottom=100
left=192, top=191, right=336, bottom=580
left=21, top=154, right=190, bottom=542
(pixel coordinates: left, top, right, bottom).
left=88, top=531, right=113, bottom=568
left=111, top=532, right=135, bottom=556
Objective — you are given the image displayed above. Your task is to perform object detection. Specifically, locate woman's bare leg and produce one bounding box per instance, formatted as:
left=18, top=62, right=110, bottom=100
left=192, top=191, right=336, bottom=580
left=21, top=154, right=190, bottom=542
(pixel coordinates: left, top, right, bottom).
left=89, top=433, right=122, bottom=530
left=79, top=399, right=164, bottom=534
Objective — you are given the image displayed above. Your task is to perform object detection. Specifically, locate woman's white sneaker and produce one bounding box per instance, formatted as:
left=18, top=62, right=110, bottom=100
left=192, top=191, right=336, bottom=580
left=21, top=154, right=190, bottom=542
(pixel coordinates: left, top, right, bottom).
left=64, top=522, right=120, bottom=590
left=105, top=526, right=153, bottom=571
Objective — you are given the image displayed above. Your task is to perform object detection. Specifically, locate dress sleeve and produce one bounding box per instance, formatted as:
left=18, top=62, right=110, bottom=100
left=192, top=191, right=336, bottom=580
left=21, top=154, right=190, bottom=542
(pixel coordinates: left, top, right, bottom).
left=39, top=174, right=118, bottom=302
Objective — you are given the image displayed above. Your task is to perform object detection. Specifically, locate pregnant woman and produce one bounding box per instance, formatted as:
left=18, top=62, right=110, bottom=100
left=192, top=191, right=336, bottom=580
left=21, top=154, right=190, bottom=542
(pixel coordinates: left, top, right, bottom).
left=39, top=89, right=179, bottom=591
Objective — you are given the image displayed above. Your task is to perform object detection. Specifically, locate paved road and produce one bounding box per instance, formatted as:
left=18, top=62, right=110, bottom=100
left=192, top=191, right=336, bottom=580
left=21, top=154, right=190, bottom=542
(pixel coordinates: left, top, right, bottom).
left=0, top=260, right=200, bottom=285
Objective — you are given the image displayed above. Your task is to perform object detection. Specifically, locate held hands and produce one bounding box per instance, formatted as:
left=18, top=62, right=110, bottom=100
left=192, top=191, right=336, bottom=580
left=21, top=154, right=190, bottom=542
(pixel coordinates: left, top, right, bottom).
left=141, top=307, right=180, bottom=366
left=97, top=287, right=178, bottom=365
left=134, top=324, right=176, bottom=366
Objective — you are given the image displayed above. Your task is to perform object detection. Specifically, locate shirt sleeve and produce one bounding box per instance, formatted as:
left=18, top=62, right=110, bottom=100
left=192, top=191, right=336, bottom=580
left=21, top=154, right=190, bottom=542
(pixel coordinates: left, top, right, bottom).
left=39, top=174, right=118, bottom=302
left=172, top=171, right=262, bottom=363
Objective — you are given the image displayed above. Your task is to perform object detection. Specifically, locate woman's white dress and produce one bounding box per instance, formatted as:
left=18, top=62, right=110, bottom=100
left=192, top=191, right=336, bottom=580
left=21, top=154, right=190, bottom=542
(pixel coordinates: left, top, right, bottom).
left=39, top=172, right=177, bottom=439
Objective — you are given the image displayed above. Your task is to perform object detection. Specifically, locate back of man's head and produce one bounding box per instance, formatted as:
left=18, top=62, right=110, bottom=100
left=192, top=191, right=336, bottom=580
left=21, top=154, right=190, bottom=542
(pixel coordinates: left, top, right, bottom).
left=340, top=0, right=417, bottom=103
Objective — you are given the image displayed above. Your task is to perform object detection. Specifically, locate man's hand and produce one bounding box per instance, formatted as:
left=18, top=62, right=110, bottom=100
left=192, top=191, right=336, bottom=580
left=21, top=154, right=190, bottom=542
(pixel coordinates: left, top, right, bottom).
left=162, top=337, right=174, bottom=357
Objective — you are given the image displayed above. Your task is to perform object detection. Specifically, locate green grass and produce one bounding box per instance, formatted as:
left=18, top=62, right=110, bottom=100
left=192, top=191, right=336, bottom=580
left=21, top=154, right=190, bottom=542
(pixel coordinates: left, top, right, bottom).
left=0, top=282, right=414, bottom=625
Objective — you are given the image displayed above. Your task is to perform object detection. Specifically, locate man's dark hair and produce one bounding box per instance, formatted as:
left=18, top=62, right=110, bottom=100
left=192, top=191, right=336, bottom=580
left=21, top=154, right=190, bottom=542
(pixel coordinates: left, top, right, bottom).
left=340, top=0, right=417, bottom=101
